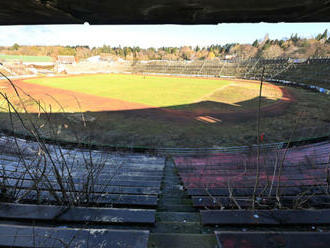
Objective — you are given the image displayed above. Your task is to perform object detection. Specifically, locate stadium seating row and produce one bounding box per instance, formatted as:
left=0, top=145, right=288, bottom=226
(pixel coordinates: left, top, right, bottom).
left=0, top=134, right=165, bottom=247
left=174, top=141, right=330, bottom=209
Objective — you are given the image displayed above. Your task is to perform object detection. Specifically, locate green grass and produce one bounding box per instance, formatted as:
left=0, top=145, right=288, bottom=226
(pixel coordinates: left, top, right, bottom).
left=0, top=54, right=53, bottom=62
left=0, top=80, right=328, bottom=148
left=25, top=74, right=233, bottom=107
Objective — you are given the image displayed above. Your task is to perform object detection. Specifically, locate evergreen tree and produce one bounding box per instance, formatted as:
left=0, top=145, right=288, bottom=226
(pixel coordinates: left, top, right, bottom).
left=322, top=29, right=328, bottom=40
left=252, top=39, right=259, bottom=47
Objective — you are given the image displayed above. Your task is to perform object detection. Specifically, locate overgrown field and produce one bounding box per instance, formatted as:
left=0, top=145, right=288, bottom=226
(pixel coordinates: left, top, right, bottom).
left=22, top=74, right=282, bottom=111
left=24, top=74, right=234, bottom=108
left=0, top=54, right=53, bottom=62
left=0, top=74, right=328, bottom=148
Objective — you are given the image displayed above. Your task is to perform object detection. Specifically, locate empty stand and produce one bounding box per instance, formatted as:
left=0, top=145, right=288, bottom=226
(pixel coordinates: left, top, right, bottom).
left=132, top=58, right=330, bottom=90
left=201, top=209, right=330, bottom=225
left=0, top=202, right=155, bottom=224
left=0, top=224, right=149, bottom=248
left=1, top=136, right=330, bottom=247
left=0, top=135, right=165, bottom=247
left=215, top=231, right=330, bottom=248
left=0, top=135, right=164, bottom=207
left=172, top=142, right=330, bottom=247
left=174, top=141, right=330, bottom=209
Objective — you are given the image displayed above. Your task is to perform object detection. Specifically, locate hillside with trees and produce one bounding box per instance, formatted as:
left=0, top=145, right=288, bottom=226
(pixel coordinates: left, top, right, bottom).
left=0, top=30, right=329, bottom=61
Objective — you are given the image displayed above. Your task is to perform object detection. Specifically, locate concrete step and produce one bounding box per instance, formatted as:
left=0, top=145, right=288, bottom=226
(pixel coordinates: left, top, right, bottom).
left=159, top=197, right=192, bottom=205
left=151, top=222, right=201, bottom=233
left=158, top=204, right=196, bottom=212
left=156, top=212, right=200, bottom=222
left=148, top=233, right=217, bottom=248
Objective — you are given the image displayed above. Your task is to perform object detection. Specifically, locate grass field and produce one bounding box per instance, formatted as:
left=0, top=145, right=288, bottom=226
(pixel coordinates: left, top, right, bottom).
left=23, top=74, right=282, bottom=111
left=0, top=74, right=328, bottom=148
left=0, top=54, right=53, bottom=62
left=25, top=74, right=234, bottom=107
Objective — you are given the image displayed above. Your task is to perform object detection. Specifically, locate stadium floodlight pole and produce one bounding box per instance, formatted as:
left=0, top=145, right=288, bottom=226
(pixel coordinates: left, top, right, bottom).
left=252, top=66, right=265, bottom=209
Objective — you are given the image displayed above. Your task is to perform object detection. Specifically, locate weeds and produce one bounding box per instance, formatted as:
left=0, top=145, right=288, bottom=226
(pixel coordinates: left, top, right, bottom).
left=275, top=111, right=305, bottom=208
left=252, top=67, right=265, bottom=209
left=0, top=72, right=119, bottom=207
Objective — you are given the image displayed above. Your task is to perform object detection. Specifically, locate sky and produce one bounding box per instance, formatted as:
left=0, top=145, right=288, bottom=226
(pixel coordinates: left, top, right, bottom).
left=0, top=23, right=329, bottom=48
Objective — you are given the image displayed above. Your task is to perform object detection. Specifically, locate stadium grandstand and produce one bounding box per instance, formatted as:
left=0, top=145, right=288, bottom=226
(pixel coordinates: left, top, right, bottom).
left=0, top=54, right=329, bottom=247
left=0, top=1, right=330, bottom=247
left=132, top=58, right=330, bottom=91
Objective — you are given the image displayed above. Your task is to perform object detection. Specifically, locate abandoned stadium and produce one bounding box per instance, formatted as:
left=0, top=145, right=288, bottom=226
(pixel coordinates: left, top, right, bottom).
left=0, top=1, right=330, bottom=248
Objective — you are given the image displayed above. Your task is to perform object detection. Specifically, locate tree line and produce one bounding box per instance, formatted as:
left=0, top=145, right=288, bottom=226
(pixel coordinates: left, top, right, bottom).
left=1, top=30, right=329, bottom=61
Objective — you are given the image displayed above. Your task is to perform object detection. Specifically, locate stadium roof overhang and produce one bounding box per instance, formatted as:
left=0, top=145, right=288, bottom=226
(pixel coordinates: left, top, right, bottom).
left=0, top=0, right=330, bottom=25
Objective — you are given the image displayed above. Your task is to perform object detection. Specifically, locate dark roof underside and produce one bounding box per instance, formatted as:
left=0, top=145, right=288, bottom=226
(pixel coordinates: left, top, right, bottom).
left=1, top=0, right=330, bottom=25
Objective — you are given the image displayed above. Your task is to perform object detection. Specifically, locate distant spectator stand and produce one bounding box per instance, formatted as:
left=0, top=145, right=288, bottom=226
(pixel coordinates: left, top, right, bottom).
left=57, top=56, right=76, bottom=65
left=56, top=56, right=76, bottom=73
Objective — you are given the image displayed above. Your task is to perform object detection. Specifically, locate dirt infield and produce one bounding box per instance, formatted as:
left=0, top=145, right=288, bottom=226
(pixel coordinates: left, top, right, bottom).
left=0, top=75, right=294, bottom=123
